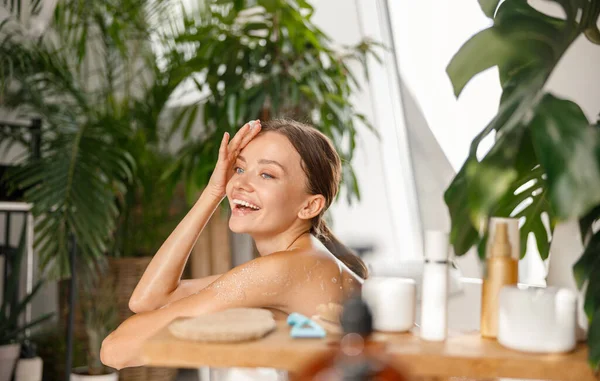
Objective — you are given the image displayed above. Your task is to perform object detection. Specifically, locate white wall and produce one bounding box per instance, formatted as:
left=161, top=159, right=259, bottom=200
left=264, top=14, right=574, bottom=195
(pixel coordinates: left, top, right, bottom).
left=311, top=0, right=422, bottom=265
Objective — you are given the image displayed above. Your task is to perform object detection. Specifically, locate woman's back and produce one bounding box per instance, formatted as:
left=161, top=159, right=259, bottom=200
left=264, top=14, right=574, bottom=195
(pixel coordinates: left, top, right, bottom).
left=206, top=234, right=362, bottom=320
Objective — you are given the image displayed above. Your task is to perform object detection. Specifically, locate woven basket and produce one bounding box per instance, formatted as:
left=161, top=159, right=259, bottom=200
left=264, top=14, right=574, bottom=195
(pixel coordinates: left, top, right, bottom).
left=108, top=257, right=178, bottom=381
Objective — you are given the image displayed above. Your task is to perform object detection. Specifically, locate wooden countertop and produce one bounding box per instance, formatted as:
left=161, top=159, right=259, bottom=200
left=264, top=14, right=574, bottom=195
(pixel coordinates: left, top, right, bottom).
left=141, top=320, right=598, bottom=381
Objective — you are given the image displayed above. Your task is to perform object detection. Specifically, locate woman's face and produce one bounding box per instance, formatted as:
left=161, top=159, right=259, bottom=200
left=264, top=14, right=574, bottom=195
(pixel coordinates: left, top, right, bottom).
left=225, top=131, right=313, bottom=236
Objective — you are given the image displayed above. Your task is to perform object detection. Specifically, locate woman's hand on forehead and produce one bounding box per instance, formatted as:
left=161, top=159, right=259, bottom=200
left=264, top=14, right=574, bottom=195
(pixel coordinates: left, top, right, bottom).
left=206, top=120, right=262, bottom=199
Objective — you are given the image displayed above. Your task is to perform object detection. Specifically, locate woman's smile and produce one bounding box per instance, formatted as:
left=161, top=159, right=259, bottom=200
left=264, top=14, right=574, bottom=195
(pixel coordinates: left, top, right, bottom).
left=230, top=198, right=262, bottom=217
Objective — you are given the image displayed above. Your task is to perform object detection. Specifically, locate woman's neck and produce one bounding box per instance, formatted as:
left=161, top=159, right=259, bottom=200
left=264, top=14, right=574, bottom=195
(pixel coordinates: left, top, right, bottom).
left=253, top=227, right=313, bottom=256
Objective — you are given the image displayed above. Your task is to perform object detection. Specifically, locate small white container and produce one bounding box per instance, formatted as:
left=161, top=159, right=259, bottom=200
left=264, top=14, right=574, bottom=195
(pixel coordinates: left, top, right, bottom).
left=15, top=357, right=43, bottom=381
left=361, top=276, right=416, bottom=332
left=420, top=230, right=449, bottom=341
left=498, top=286, right=577, bottom=353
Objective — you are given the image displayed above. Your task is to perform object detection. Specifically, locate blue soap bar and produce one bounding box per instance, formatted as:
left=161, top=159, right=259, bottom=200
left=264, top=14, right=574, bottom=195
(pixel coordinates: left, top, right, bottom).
left=290, top=323, right=326, bottom=338
left=287, top=312, right=311, bottom=326
left=287, top=312, right=327, bottom=339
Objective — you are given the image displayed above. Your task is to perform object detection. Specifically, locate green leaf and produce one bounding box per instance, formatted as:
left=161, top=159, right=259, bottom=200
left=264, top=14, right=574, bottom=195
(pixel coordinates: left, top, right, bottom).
left=584, top=260, right=600, bottom=320
left=574, top=232, right=600, bottom=289
left=448, top=0, right=573, bottom=98
left=588, top=306, right=600, bottom=372
left=494, top=167, right=554, bottom=259
left=478, top=0, right=501, bottom=18
left=446, top=28, right=518, bottom=97
left=580, top=204, right=600, bottom=244
left=530, top=94, right=600, bottom=219
left=183, top=105, right=200, bottom=139
left=444, top=161, right=481, bottom=256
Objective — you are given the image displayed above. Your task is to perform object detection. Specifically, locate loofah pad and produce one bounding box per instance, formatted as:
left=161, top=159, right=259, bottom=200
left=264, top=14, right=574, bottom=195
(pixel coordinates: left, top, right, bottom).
left=168, top=308, right=276, bottom=343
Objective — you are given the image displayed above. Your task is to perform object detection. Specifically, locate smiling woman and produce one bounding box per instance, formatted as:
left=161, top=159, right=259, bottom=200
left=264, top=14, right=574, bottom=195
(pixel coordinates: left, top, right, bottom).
left=99, top=119, right=367, bottom=371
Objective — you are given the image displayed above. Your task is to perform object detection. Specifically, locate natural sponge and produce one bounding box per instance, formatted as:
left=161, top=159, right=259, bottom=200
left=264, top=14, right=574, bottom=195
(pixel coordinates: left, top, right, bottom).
left=168, top=308, right=276, bottom=343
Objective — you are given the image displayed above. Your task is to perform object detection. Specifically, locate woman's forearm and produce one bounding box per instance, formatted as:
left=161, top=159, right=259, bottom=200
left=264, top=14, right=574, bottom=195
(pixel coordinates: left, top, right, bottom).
left=102, top=287, right=221, bottom=370
left=100, top=308, right=175, bottom=369
left=129, top=190, right=223, bottom=312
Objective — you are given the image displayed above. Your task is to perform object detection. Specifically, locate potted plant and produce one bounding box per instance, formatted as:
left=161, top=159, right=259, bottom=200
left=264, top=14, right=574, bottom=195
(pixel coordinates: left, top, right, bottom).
left=0, top=224, right=53, bottom=381
left=0, top=0, right=195, bottom=280
left=70, top=266, right=118, bottom=381
left=164, top=0, right=381, bottom=205
left=443, top=0, right=600, bottom=372
left=2, top=3, right=189, bottom=379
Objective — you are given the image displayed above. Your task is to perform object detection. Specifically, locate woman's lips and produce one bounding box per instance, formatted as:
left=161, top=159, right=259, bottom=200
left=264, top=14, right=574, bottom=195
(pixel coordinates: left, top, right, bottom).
left=231, top=205, right=260, bottom=217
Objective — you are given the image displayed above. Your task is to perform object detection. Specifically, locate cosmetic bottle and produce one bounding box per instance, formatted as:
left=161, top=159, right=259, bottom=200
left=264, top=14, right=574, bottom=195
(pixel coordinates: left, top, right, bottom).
left=292, top=296, right=409, bottom=381
left=420, top=230, right=449, bottom=341
left=480, top=222, right=519, bottom=338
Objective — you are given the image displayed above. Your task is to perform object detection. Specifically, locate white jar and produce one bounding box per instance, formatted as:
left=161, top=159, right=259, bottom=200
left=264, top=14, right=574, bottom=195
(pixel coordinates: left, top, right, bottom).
left=498, top=286, right=577, bottom=353
left=361, top=276, right=416, bottom=332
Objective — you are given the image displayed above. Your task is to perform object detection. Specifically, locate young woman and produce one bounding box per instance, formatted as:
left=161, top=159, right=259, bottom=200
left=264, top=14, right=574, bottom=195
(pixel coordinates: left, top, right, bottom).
left=100, top=119, right=368, bottom=370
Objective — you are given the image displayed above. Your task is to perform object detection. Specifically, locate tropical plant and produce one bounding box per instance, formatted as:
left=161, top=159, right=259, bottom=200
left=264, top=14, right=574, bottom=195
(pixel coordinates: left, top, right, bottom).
left=0, top=0, right=196, bottom=277
left=163, top=0, right=381, bottom=205
left=444, top=0, right=600, bottom=372
left=1, top=0, right=378, bottom=278
left=1, top=223, right=53, bottom=346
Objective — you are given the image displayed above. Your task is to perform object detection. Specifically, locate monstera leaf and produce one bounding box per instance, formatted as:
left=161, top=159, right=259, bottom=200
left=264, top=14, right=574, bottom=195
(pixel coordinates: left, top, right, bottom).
left=574, top=198, right=600, bottom=371
left=445, top=0, right=600, bottom=371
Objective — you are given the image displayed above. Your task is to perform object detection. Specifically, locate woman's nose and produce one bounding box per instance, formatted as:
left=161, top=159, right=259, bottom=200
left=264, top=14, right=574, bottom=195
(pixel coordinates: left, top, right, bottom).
left=232, top=170, right=253, bottom=191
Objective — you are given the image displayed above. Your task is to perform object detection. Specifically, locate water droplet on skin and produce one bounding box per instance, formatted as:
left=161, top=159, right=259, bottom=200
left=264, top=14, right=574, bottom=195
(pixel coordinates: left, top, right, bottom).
left=332, top=277, right=338, bottom=284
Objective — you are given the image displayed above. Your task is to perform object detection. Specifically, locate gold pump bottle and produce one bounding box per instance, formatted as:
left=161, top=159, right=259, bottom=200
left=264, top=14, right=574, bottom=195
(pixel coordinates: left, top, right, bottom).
left=480, top=222, right=518, bottom=338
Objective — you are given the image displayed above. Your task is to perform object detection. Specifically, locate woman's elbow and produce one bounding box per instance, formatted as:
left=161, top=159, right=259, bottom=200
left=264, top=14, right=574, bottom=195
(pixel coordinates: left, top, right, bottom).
left=129, top=297, right=157, bottom=314
left=100, top=333, right=124, bottom=370
left=128, top=298, right=144, bottom=314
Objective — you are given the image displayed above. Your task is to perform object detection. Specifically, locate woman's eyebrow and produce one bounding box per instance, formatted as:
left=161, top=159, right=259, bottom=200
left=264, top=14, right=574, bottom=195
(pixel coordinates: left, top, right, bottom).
left=259, top=159, right=286, bottom=173
left=237, top=155, right=286, bottom=173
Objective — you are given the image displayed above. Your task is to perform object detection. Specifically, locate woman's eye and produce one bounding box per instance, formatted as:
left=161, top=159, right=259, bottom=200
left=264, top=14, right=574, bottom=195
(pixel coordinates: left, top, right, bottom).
left=234, top=167, right=244, bottom=174
left=261, top=173, right=274, bottom=179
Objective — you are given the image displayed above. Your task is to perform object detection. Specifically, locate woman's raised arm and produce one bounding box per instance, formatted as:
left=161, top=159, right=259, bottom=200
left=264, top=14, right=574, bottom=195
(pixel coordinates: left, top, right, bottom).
left=128, top=121, right=262, bottom=313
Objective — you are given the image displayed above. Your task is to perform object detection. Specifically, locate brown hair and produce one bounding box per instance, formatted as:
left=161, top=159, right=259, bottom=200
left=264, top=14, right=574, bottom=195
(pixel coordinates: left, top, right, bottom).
left=259, top=119, right=369, bottom=280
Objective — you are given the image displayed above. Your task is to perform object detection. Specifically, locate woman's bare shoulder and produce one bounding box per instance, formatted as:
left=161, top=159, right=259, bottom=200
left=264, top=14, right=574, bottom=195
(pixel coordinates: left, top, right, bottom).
left=266, top=247, right=340, bottom=271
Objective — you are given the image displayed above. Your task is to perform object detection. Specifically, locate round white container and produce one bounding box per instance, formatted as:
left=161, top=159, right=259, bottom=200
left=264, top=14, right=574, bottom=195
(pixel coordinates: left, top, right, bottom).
left=362, top=276, right=416, bottom=332
left=498, top=286, right=577, bottom=353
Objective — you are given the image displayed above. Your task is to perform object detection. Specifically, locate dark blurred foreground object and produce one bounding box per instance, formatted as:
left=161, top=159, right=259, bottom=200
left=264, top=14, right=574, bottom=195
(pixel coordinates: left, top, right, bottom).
left=292, top=296, right=410, bottom=381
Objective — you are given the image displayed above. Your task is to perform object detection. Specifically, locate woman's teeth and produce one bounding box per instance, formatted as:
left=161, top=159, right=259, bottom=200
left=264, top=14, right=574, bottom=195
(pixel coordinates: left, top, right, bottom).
left=233, top=199, right=260, bottom=210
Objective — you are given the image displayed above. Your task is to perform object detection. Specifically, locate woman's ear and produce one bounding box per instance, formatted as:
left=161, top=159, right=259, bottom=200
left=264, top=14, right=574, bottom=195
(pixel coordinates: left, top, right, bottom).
left=298, top=195, right=326, bottom=220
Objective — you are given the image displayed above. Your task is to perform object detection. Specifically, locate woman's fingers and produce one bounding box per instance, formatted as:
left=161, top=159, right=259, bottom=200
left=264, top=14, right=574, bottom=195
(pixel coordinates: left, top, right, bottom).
left=227, top=122, right=252, bottom=152
left=239, top=120, right=261, bottom=149
left=227, top=120, right=261, bottom=160
left=218, top=132, right=230, bottom=163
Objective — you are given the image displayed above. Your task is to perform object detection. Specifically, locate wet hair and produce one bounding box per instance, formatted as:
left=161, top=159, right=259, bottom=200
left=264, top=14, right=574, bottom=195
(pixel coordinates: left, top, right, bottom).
left=259, top=119, right=369, bottom=280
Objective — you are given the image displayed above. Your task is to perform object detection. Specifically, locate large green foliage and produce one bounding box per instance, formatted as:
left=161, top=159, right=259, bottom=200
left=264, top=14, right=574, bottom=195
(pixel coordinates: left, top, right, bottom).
left=163, top=0, right=380, bottom=204
left=1, top=0, right=377, bottom=279
left=0, top=0, right=192, bottom=277
left=445, top=0, right=600, bottom=371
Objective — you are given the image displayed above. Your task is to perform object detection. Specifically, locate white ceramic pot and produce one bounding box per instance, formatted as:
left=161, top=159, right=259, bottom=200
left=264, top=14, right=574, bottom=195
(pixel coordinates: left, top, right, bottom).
left=546, top=220, right=589, bottom=341
left=498, top=285, right=577, bottom=353
left=362, top=276, right=416, bottom=332
left=70, top=367, right=119, bottom=381
left=0, top=343, right=21, bottom=381
left=15, top=356, right=43, bottom=381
